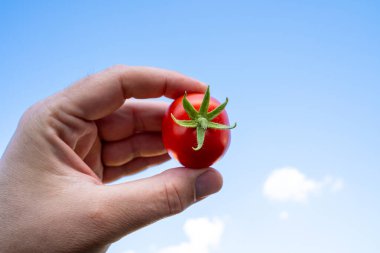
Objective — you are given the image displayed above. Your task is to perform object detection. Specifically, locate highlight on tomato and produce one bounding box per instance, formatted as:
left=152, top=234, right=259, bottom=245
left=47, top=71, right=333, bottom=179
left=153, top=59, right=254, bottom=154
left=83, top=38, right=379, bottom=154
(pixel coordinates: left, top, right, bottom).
left=162, top=86, right=236, bottom=169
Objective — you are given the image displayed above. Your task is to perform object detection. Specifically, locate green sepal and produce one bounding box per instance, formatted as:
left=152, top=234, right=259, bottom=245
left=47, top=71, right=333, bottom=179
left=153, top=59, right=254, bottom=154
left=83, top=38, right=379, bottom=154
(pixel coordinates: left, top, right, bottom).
left=199, top=86, right=210, bottom=116
left=207, top=121, right=237, bottom=130
left=193, top=126, right=206, bottom=150
left=182, top=92, right=198, bottom=120
left=207, top=97, right=229, bottom=121
left=171, top=114, right=198, bottom=128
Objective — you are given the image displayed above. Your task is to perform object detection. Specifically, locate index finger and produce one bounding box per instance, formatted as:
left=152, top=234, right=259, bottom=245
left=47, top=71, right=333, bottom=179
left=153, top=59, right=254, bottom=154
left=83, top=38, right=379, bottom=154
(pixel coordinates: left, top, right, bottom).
left=55, top=65, right=207, bottom=120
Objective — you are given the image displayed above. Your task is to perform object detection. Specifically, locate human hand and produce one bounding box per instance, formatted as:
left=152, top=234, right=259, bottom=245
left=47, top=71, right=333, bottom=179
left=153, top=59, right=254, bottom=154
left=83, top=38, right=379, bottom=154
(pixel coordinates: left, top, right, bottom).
left=0, top=66, right=223, bottom=253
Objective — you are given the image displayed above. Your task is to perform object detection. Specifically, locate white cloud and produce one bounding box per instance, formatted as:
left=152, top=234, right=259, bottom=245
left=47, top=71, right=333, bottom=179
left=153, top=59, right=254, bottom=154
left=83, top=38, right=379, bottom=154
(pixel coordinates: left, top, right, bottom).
left=122, top=217, right=224, bottom=253
left=158, top=217, right=224, bottom=253
left=263, top=167, right=320, bottom=202
left=263, top=167, right=344, bottom=203
left=279, top=211, right=289, bottom=221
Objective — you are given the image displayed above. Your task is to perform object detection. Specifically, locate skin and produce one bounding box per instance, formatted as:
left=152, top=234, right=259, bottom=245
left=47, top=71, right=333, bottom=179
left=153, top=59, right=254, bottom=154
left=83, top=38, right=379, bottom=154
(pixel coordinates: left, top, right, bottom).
left=0, top=66, right=223, bottom=253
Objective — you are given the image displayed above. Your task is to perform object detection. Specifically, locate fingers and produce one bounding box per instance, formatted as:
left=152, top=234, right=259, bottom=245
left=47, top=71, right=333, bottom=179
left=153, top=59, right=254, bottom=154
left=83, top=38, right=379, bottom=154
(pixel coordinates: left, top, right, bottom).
left=97, top=100, right=168, bottom=142
left=102, top=167, right=223, bottom=236
left=102, top=133, right=166, bottom=167
left=55, top=65, right=206, bottom=121
left=102, top=154, right=171, bottom=183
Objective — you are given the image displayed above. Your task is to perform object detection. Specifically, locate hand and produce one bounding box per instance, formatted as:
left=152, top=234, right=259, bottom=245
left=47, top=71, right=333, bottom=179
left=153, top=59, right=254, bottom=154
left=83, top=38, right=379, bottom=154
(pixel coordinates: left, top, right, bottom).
left=0, top=66, right=223, bottom=253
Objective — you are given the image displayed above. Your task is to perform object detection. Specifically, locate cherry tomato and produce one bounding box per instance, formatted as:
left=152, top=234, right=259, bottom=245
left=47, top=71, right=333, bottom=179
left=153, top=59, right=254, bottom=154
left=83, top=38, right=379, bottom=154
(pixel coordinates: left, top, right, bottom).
left=162, top=86, right=236, bottom=168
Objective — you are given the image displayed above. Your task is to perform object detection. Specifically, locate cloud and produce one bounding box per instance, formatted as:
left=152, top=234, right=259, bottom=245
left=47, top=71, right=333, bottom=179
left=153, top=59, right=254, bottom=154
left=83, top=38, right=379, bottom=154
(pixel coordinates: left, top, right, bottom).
left=263, top=167, right=344, bottom=203
left=158, top=217, right=224, bottom=253
left=122, top=217, right=224, bottom=253
left=263, top=167, right=320, bottom=202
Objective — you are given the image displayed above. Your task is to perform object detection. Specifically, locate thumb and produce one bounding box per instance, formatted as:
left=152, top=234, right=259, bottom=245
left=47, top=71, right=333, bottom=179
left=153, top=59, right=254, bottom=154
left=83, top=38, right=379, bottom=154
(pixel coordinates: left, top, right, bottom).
left=102, top=167, right=223, bottom=238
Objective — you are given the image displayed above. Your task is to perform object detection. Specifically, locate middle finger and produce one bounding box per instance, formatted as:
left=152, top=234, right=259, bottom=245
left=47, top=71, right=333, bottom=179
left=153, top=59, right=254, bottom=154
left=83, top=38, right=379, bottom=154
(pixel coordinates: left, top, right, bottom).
left=97, top=100, right=169, bottom=141
left=102, top=133, right=167, bottom=167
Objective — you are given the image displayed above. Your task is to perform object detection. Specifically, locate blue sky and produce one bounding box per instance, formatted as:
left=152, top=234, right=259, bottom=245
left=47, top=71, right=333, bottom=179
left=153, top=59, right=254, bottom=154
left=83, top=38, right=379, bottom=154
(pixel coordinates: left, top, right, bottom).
left=1, top=1, right=380, bottom=252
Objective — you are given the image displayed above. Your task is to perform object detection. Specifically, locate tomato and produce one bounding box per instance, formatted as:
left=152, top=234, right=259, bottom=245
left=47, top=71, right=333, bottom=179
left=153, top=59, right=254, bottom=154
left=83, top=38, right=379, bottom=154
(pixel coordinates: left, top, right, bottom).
left=162, top=86, right=236, bottom=168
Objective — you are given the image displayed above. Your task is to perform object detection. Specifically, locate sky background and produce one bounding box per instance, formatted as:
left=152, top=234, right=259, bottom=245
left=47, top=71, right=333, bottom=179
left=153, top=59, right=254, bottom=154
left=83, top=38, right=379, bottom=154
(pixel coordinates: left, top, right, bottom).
left=1, top=1, right=380, bottom=252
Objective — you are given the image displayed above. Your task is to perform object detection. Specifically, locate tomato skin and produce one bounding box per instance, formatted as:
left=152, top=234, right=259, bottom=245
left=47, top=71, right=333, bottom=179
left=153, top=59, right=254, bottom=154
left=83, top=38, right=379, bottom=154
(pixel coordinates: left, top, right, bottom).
left=162, top=93, right=231, bottom=169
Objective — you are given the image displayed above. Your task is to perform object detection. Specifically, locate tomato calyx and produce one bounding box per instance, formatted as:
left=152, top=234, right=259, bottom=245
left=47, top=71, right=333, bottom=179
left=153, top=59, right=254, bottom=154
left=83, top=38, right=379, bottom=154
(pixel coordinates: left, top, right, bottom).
left=171, top=86, right=237, bottom=151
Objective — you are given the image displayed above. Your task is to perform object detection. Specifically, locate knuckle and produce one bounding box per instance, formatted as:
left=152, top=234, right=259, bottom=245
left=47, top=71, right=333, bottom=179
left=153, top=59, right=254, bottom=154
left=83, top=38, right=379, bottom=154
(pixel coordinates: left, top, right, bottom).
left=163, top=181, right=185, bottom=216
left=19, top=100, right=52, bottom=132
left=21, top=102, right=43, bottom=123
left=130, top=136, right=142, bottom=158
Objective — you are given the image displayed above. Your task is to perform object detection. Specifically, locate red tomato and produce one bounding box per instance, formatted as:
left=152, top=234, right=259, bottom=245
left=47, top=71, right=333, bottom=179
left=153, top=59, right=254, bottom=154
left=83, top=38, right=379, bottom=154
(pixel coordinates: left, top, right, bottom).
left=162, top=87, right=235, bottom=168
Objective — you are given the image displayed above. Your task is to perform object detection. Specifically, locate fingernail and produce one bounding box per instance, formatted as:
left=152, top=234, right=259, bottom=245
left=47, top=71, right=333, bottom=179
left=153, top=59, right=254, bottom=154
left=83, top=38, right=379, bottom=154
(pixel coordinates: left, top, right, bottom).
left=195, top=170, right=222, bottom=200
